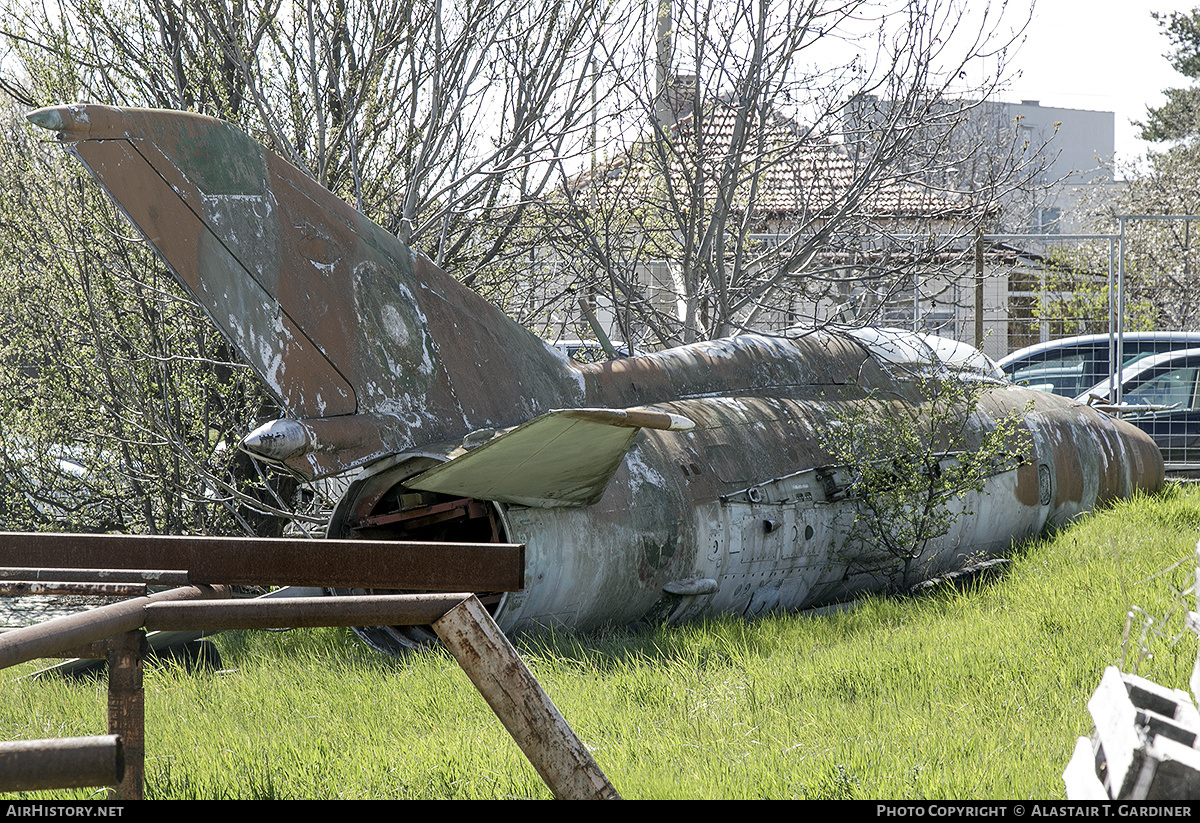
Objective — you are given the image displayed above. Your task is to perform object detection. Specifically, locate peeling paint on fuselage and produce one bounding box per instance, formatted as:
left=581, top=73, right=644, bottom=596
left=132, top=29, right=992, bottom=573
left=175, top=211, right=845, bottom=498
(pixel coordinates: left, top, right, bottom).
left=330, top=330, right=1163, bottom=635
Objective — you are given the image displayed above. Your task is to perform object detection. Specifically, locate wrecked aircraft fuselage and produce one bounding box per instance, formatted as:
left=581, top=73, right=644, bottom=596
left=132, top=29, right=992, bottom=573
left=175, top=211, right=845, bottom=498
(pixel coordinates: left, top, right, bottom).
left=327, top=335, right=1161, bottom=652
left=27, top=104, right=1163, bottom=653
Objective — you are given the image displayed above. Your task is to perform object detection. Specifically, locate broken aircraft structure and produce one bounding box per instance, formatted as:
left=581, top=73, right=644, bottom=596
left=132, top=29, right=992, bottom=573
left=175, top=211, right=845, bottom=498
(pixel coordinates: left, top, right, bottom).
left=27, top=105, right=1164, bottom=653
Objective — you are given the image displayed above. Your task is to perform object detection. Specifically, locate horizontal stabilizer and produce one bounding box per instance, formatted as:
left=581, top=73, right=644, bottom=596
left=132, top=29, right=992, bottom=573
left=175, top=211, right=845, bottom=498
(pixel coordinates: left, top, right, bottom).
left=406, top=407, right=693, bottom=507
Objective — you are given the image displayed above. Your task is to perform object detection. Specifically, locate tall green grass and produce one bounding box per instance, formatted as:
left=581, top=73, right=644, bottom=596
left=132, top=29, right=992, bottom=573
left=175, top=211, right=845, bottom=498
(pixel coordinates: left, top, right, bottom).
left=4, top=484, right=1200, bottom=799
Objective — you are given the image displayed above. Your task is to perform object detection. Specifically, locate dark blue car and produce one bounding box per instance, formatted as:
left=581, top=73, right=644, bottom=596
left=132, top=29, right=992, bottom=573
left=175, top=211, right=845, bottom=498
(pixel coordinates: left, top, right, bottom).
left=1074, top=347, right=1200, bottom=471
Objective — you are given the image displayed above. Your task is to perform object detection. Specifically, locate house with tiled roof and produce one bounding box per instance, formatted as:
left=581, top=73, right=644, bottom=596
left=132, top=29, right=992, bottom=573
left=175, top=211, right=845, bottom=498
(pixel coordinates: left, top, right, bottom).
left=532, top=91, right=1119, bottom=360
left=541, top=97, right=999, bottom=349
left=572, top=104, right=976, bottom=225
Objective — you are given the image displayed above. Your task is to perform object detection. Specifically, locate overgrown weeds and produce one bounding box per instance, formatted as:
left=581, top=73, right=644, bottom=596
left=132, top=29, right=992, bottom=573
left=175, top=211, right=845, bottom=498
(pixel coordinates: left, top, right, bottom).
left=3, top=484, right=1199, bottom=799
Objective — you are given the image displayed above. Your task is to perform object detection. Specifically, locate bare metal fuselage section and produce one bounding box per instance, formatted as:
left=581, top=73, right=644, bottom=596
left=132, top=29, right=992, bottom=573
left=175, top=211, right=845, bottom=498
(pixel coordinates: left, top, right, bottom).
left=28, top=105, right=1164, bottom=647
left=331, top=339, right=1161, bottom=639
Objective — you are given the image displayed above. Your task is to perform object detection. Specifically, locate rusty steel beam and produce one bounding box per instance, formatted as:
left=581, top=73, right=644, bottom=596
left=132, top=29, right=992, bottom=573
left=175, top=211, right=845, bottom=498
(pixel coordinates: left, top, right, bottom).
left=0, top=735, right=124, bottom=792
left=142, top=593, right=472, bottom=632
left=40, top=637, right=116, bottom=661
left=433, top=596, right=621, bottom=800
left=0, top=567, right=190, bottom=585
left=107, top=631, right=145, bottom=801
left=0, top=585, right=227, bottom=670
left=0, top=532, right=524, bottom=591
left=0, top=581, right=147, bottom=597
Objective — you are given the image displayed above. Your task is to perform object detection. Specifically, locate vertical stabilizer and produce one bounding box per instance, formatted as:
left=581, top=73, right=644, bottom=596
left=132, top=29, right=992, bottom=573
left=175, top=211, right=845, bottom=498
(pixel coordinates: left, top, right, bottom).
left=28, top=105, right=581, bottom=472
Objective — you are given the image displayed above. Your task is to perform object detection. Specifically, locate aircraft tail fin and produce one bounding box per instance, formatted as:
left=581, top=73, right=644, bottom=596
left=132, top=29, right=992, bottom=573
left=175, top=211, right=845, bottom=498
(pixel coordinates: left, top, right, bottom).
left=28, top=104, right=581, bottom=465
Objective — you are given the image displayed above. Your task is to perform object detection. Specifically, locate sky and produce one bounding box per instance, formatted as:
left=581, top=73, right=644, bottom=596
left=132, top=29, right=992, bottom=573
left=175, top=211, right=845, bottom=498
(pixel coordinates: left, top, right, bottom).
left=1003, top=0, right=1199, bottom=169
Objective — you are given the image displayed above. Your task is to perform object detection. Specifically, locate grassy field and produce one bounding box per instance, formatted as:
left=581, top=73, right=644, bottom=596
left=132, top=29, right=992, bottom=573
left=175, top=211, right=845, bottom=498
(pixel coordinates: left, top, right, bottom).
left=4, top=483, right=1200, bottom=799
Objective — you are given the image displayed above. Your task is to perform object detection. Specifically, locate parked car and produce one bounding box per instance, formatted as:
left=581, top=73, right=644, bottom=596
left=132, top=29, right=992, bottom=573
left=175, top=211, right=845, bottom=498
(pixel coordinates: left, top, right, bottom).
left=1075, top=346, right=1200, bottom=470
left=999, top=332, right=1200, bottom=398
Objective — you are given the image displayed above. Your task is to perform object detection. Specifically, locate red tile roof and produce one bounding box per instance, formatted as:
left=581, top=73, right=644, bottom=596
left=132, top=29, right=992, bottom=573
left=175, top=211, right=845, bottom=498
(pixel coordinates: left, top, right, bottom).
left=571, top=105, right=973, bottom=221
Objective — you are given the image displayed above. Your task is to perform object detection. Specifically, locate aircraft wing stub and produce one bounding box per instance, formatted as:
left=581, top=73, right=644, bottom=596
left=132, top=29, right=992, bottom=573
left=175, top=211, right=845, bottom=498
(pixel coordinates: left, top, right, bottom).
left=552, top=407, right=694, bottom=431
left=406, top=407, right=695, bottom=508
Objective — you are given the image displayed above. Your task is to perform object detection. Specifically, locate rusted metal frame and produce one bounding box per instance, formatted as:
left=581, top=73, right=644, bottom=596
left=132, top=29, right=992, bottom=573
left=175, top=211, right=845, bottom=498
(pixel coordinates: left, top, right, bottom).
left=486, top=506, right=502, bottom=543
left=3, top=589, right=617, bottom=800
left=433, top=596, right=621, bottom=800
left=0, top=532, right=524, bottom=591
left=107, top=631, right=146, bottom=801
left=46, top=637, right=120, bottom=660
left=0, top=581, right=148, bottom=597
left=351, top=496, right=480, bottom=529
left=0, top=567, right=191, bottom=585
left=0, top=585, right=227, bottom=671
left=0, top=735, right=124, bottom=792
left=141, top=593, right=474, bottom=631
left=359, top=506, right=474, bottom=532
left=0, top=590, right=476, bottom=667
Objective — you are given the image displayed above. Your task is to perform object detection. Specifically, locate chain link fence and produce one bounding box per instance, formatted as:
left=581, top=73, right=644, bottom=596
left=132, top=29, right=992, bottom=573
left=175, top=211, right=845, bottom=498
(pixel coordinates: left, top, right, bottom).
left=907, top=227, right=1200, bottom=474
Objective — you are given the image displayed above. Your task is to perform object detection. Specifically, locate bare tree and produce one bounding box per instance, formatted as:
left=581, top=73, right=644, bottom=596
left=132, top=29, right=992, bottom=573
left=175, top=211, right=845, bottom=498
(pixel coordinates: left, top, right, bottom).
left=521, top=0, right=1038, bottom=348
left=1, top=0, right=610, bottom=272
left=1038, top=8, right=1200, bottom=335
left=0, top=0, right=615, bottom=533
left=0, top=0, right=1042, bottom=534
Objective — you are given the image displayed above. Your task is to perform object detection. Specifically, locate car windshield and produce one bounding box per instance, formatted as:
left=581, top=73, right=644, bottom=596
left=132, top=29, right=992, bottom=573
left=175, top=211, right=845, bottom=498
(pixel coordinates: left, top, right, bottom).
left=1077, top=347, right=1200, bottom=409
left=1008, top=354, right=1091, bottom=395
left=1001, top=333, right=1200, bottom=398
left=1123, top=367, right=1200, bottom=409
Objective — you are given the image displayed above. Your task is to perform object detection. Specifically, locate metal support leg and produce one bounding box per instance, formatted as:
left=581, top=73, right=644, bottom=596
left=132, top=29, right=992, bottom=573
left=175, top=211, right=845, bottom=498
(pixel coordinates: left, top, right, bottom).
left=433, top=596, right=620, bottom=800
left=106, top=630, right=146, bottom=800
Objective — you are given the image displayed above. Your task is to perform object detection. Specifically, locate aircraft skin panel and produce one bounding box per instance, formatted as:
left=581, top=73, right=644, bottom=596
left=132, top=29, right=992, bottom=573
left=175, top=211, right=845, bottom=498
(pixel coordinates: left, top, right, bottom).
left=67, top=135, right=356, bottom=417
left=573, top=331, right=864, bottom=407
